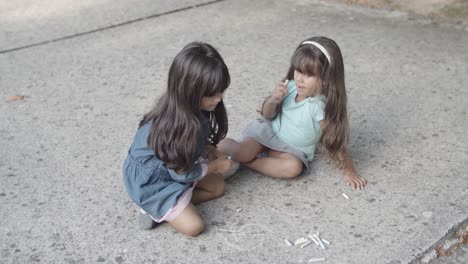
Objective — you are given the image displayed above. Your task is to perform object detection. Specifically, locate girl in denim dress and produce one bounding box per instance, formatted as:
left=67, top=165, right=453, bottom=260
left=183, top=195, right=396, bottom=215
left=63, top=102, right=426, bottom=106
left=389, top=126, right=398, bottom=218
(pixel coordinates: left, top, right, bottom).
left=123, top=42, right=235, bottom=236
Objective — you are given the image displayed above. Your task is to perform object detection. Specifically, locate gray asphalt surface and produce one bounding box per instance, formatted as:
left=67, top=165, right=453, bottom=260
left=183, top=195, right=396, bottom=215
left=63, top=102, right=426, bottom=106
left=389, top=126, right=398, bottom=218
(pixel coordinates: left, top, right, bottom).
left=1, top=0, right=467, bottom=263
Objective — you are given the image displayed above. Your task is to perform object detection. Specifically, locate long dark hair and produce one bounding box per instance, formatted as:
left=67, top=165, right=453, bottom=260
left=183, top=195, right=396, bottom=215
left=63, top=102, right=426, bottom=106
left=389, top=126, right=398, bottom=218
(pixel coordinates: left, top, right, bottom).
left=140, top=42, right=230, bottom=171
left=285, top=36, right=349, bottom=165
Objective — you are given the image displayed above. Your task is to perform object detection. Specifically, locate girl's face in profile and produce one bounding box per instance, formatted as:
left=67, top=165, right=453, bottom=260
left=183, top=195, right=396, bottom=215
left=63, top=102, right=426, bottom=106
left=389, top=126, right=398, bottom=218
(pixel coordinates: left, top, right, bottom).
left=200, top=92, right=224, bottom=112
left=294, top=69, right=321, bottom=101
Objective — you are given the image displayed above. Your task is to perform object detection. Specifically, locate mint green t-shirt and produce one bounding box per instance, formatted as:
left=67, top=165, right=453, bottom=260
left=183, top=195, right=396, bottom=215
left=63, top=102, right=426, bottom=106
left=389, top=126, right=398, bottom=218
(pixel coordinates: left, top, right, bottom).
left=272, top=80, right=325, bottom=161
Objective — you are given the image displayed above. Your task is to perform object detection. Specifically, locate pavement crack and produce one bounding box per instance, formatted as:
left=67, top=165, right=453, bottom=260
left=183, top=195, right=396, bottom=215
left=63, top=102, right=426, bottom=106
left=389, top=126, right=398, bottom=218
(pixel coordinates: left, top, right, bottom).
left=0, top=0, right=226, bottom=55
left=409, top=217, right=468, bottom=264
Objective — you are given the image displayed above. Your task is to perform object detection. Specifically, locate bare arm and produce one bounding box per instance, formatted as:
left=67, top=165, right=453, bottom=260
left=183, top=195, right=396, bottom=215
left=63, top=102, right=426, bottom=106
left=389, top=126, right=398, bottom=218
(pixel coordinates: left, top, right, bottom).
left=341, top=147, right=367, bottom=190
left=319, top=120, right=367, bottom=190
left=261, top=96, right=282, bottom=119
left=172, top=146, right=232, bottom=180
left=203, top=144, right=225, bottom=161
left=203, top=144, right=232, bottom=174
left=261, top=80, right=289, bottom=120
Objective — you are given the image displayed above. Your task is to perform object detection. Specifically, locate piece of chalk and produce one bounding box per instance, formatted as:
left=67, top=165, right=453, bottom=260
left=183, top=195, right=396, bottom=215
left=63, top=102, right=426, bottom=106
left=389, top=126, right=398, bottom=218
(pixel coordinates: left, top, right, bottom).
left=313, top=234, right=326, bottom=249
left=342, top=193, right=349, bottom=200
left=227, top=156, right=232, bottom=160
left=284, top=79, right=289, bottom=85
left=321, top=238, right=330, bottom=245
left=308, top=234, right=320, bottom=245
left=301, top=240, right=312, bottom=248
left=285, top=239, right=293, bottom=246
left=294, top=237, right=308, bottom=245
left=308, top=257, right=326, bottom=263
left=315, top=233, right=330, bottom=245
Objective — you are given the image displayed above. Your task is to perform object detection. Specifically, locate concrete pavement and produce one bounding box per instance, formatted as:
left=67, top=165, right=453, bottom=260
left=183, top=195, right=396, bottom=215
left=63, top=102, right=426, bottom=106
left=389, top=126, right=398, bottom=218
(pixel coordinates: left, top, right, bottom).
left=1, top=0, right=467, bottom=263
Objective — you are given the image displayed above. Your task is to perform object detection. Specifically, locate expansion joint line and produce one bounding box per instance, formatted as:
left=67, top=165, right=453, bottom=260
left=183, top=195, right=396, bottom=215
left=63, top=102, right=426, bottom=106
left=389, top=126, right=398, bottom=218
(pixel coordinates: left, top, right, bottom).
left=0, top=0, right=226, bottom=55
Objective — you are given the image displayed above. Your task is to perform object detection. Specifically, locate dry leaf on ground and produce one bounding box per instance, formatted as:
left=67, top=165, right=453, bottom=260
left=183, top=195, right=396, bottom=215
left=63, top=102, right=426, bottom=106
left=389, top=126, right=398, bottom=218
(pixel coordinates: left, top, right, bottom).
left=7, top=95, right=26, bottom=101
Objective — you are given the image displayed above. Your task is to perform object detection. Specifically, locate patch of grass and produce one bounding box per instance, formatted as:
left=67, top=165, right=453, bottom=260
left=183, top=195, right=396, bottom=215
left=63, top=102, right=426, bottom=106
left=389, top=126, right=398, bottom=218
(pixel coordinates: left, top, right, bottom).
left=340, top=0, right=468, bottom=21
left=439, top=2, right=468, bottom=20
left=343, top=0, right=399, bottom=10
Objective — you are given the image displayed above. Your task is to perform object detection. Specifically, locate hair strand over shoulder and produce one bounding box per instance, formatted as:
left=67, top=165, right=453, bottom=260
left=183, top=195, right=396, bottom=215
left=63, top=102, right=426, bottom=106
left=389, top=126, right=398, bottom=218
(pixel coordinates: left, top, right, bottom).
left=140, top=42, right=230, bottom=172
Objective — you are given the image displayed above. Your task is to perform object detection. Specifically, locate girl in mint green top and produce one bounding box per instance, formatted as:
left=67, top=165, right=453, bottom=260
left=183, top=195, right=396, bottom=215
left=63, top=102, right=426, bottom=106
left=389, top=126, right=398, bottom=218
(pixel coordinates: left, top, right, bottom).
left=219, top=36, right=367, bottom=190
left=271, top=80, right=325, bottom=161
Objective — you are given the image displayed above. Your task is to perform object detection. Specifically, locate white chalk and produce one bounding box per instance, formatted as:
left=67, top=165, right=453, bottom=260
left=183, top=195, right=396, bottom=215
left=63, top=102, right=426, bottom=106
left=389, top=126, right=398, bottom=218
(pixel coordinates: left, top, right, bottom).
left=308, top=234, right=320, bottom=245
left=315, top=233, right=330, bottom=245
left=342, top=193, right=350, bottom=200
left=284, top=79, right=289, bottom=85
left=227, top=155, right=232, bottom=160
left=300, top=240, right=312, bottom=248
left=236, top=208, right=242, bottom=212
left=321, top=238, right=330, bottom=245
left=284, top=239, right=293, bottom=247
left=313, top=234, right=326, bottom=249
left=308, top=257, right=326, bottom=263
left=294, top=237, right=309, bottom=246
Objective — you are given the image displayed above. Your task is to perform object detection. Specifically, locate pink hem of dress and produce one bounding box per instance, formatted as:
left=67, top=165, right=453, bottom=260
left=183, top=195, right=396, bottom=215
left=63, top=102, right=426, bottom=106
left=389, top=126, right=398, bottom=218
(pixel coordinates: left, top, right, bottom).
left=144, top=163, right=208, bottom=223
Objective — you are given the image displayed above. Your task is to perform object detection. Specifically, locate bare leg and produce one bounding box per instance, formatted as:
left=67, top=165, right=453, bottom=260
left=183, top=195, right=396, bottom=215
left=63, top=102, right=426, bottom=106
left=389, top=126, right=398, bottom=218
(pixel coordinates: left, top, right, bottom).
left=218, top=137, right=265, bottom=163
left=191, top=172, right=224, bottom=205
left=167, top=172, right=224, bottom=236
left=244, top=149, right=303, bottom=179
left=167, top=204, right=204, bottom=236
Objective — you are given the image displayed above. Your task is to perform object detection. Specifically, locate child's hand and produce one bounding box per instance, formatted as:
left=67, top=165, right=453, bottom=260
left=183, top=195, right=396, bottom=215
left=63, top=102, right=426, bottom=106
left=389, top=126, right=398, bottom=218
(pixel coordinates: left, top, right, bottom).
left=204, top=145, right=223, bottom=161
left=271, top=80, right=289, bottom=100
left=214, top=157, right=234, bottom=175
left=343, top=171, right=367, bottom=190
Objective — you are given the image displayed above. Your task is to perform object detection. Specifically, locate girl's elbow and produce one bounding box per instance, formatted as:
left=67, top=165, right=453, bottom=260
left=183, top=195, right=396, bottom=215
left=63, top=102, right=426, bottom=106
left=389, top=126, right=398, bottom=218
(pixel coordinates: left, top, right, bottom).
left=261, top=112, right=276, bottom=120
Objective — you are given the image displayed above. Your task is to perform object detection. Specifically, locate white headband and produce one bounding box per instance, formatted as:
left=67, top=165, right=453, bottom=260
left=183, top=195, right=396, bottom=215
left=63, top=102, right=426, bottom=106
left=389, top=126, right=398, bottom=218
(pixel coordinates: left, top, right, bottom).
left=301, top=41, right=331, bottom=64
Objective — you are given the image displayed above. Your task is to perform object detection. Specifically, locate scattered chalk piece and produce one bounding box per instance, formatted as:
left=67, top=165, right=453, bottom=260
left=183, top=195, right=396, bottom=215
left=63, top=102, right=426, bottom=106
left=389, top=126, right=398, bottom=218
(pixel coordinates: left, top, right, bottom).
left=294, top=237, right=308, bottom=246
left=300, top=240, right=312, bottom=248
left=309, top=257, right=326, bottom=263
left=309, top=234, right=320, bottom=245
left=342, top=193, right=349, bottom=200
left=312, top=234, right=326, bottom=249
left=321, top=238, right=330, bottom=245
left=284, top=231, right=331, bottom=250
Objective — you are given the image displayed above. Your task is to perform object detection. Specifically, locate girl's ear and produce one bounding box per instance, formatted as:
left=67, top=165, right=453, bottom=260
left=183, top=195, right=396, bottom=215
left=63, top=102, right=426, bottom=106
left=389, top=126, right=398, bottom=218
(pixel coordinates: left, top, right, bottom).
left=320, top=79, right=327, bottom=89
left=320, top=76, right=328, bottom=86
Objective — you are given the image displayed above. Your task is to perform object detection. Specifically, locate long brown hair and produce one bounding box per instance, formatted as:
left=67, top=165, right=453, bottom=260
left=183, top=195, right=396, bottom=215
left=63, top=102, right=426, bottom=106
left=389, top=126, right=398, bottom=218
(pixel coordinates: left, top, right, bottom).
left=285, top=36, right=349, bottom=165
left=140, top=42, right=230, bottom=172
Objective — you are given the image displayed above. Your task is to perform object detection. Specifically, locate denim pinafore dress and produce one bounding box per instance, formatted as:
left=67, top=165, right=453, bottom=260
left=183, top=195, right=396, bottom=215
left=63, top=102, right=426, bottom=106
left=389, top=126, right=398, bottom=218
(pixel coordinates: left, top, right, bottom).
left=123, top=112, right=210, bottom=219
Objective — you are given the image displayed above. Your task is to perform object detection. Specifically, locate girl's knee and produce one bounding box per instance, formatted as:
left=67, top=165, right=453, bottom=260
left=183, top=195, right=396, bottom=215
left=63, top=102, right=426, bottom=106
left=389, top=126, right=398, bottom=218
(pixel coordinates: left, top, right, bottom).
left=212, top=178, right=225, bottom=198
left=169, top=204, right=205, bottom=236
left=217, top=138, right=232, bottom=154
left=236, top=155, right=253, bottom=163
left=283, top=159, right=303, bottom=179
left=181, top=219, right=205, bottom=236
left=236, top=143, right=262, bottom=163
left=238, top=151, right=263, bottom=163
